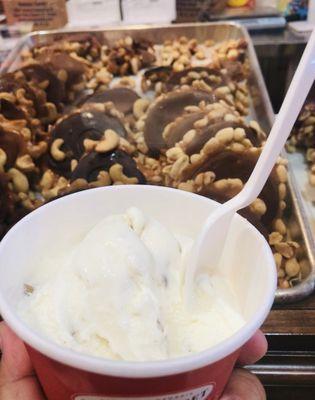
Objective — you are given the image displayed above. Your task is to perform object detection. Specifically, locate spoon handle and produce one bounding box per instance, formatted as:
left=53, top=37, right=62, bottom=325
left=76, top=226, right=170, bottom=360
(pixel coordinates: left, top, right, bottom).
left=186, top=29, right=315, bottom=288
left=232, top=28, right=315, bottom=210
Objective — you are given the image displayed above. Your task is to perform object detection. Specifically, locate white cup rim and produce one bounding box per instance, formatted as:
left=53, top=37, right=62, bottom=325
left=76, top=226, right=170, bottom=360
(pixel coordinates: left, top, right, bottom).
left=0, top=186, right=277, bottom=378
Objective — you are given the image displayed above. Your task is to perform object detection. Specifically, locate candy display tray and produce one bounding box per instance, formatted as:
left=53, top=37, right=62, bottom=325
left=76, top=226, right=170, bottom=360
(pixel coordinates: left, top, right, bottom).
left=1, top=21, right=314, bottom=303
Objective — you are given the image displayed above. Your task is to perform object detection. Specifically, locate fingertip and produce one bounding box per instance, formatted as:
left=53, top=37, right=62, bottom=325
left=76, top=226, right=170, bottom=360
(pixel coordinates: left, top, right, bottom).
left=0, top=321, right=34, bottom=383
left=237, top=330, right=268, bottom=366
left=220, top=369, right=266, bottom=400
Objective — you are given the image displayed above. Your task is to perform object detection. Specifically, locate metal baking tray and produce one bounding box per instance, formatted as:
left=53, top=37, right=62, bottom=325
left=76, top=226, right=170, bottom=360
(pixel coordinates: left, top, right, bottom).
left=1, top=22, right=314, bottom=303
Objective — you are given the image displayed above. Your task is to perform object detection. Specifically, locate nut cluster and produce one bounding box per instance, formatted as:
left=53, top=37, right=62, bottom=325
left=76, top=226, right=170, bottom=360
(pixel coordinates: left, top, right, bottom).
left=0, top=34, right=301, bottom=289
left=102, top=36, right=156, bottom=76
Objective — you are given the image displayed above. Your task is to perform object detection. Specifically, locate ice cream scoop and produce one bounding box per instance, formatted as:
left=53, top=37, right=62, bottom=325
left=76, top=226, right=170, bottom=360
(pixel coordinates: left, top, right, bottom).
left=18, top=207, right=244, bottom=361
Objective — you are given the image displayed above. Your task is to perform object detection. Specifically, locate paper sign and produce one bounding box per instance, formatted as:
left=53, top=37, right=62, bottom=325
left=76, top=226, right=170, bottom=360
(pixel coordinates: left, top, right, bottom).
left=3, top=0, right=68, bottom=30
left=121, top=0, right=176, bottom=24
left=66, top=0, right=121, bottom=27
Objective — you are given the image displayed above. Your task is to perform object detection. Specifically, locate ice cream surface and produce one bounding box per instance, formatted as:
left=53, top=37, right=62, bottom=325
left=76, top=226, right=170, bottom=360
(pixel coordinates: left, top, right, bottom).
left=18, top=207, right=245, bottom=361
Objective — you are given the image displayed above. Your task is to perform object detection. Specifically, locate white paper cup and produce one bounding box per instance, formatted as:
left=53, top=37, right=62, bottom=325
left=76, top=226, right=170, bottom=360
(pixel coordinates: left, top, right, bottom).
left=0, top=185, right=276, bottom=400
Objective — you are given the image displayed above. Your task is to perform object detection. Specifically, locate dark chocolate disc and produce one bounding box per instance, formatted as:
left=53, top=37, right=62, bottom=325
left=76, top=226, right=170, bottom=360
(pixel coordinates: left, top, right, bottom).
left=37, top=51, right=86, bottom=88
left=49, top=107, right=127, bottom=176
left=187, top=150, right=279, bottom=229
left=164, top=111, right=205, bottom=148
left=82, top=88, right=140, bottom=115
left=144, top=89, right=215, bottom=154
left=185, top=121, right=263, bottom=155
left=71, top=149, right=146, bottom=184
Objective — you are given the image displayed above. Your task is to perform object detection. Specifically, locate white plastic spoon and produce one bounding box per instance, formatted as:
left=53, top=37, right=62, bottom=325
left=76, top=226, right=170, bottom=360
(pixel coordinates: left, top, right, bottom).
left=185, top=29, right=315, bottom=293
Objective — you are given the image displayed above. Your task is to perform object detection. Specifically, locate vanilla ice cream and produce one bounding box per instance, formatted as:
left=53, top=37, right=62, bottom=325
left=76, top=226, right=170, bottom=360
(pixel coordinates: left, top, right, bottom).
left=18, top=207, right=245, bottom=361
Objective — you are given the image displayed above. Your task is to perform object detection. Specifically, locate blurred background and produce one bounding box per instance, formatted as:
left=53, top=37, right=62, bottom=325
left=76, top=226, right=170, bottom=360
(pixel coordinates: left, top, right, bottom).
left=0, top=0, right=313, bottom=113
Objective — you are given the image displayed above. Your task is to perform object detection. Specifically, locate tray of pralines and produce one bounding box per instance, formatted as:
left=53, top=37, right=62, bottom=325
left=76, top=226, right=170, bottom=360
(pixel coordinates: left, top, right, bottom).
left=0, top=22, right=314, bottom=303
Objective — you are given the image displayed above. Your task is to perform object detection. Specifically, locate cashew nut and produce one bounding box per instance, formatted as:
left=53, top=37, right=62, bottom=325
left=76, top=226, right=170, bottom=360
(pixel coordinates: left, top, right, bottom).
left=133, top=98, right=150, bottom=119
left=178, top=181, right=195, bottom=192
left=18, top=192, right=36, bottom=210
left=28, top=141, right=48, bottom=159
left=71, top=159, right=78, bottom=172
left=16, top=154, right=36, bottom=172
left=95, top=68, right=112, bottom=85
left=69, top=179, right=88, bottom=192
left=215, top=127, right=234, bottom=143
left=95, top=130, right=119, bottom=153
left=16, top=88, right=33, bottom=107
left=166, top=147, right=185, bottom=162
left=131, top=57, right=140, bottom=74
left=57, top=69, right=68, bottom=82
left=117, top=76, right=136, bottom=88
left=274, top=242, right=294, bottom=259
left=39, top=169, right=55, bottom=190
left=21, top=128, right=32, bottom=141
left=0, top=148, right=7, bottom=171
left=51, top=139, right=66, bottom=161
left=285, top=258, right=300, bottom=278
left=273, top=218, right=287, bottom=235
left=109, top=164, right=138, bottom=184
left=269, top=232, right=283, bottom=246
left=273, top=252, right=283, bottom=269
left=170, top=155, right=189, bottom=179
left=194, top=117, right=209, bottom=129
left=119, top=137, right=136, bottom=154
left=89, top=171, right=111, bottom=188
left=37, top=80, right=49, bottom=90
left=194, top=172, right=215, bottom=190
left=42, top=177, right=68, bottom=200
left=275, top=165, right=287, bottom=183
left=233, top=128, right=246, bottom=141
left=0, top=92, right=16, bottom=102
left=45, top=103, right=58, bottom=122
left=83, top=138, right=98, bottom=152
left=8, top=168, right=29, bottom=193
left=249, top=198, right=267, bottom=217
left=215, top=86, right=231, bottom=96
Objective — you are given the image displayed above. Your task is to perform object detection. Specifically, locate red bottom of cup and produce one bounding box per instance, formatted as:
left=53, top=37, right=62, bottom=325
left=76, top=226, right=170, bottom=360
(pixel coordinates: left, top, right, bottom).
left=27, top=346, right=240, bottom=400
